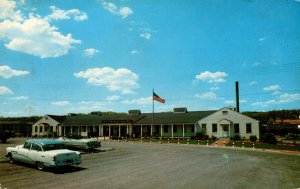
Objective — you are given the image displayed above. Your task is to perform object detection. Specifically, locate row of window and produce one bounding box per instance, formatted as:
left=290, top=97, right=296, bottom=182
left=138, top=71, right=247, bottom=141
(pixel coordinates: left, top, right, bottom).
left=34, top=126, right=55, bottom=133
left=202, top=123, right=252, bottom=133
left=163, top=125, right=194, bottom=133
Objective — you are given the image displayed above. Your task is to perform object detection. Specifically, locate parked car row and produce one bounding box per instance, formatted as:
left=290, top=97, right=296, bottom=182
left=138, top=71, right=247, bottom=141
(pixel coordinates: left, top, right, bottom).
left=57, top=137, right=101, bottom=151
left=5, top=137, right=101, bottom=171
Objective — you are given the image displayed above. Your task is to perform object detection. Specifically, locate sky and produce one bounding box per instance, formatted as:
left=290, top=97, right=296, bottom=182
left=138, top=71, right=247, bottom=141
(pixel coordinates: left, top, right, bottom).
left=0, top=0, right=300, bottom=117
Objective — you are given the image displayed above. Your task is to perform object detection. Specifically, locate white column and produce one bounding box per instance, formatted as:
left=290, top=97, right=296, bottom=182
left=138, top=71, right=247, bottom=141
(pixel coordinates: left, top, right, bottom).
left=141, top=125, right=143, bottom=137
left=229, top=124, right=231, bottom=139
left=150, top=125, right=153, bottom=137
left=160, top=125, right=163, bottom=138
left=183, top=124, right=185, bottom=138
left=172, top=124, right=174, bottom=138
left=128, top=124, right=132, bottom=136
left=126, top=125, right=129, bottom=136
left=109, top=125, right=111, bottom=138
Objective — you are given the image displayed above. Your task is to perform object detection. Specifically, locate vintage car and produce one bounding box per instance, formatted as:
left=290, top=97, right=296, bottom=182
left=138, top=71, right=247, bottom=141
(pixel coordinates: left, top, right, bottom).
left=57, top=137, right=101, bottom=151
left=6, top=139, right=82, bottom=170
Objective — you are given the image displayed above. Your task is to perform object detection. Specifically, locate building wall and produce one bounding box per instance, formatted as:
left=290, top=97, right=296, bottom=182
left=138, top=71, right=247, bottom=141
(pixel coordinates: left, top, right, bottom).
left=197, top=108, right=260, bottom=139
left=32, top=116, right=60, bottom=136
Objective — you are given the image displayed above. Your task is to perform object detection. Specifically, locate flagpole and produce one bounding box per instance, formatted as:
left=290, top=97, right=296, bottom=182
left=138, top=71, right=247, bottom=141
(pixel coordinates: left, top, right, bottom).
left=152, top=89, right=154, bottom=138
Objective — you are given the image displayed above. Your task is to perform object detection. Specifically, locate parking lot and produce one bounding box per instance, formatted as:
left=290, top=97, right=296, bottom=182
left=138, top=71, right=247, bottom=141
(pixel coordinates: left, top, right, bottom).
left=0, top=138, right=299, bottom=189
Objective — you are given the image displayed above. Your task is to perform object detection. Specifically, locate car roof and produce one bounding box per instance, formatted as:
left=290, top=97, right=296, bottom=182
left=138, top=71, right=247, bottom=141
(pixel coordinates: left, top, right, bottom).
left=26, top=139, right=62, bottom=146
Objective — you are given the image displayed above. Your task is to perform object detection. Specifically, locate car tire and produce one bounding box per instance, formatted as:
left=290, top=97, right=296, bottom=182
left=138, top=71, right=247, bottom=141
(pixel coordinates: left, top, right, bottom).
left=37, top=161, right=44, bottom=170
left=9, top=154, right=14, bottom=164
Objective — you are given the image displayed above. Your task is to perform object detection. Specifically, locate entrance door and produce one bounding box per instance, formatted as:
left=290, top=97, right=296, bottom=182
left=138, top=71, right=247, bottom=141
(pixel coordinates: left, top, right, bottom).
left=221, top=124, right=229, bottom=138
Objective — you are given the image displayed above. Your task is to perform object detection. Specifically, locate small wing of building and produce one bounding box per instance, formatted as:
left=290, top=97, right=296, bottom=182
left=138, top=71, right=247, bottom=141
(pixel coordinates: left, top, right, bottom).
left=32, top=115, right=66, bottom=137
left=198, top=108, right=260, bottom=139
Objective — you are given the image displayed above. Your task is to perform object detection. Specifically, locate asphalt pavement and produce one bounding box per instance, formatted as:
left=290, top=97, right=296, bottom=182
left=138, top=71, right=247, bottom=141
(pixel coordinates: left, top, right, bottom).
left=0, top=138, right=299, bottom=189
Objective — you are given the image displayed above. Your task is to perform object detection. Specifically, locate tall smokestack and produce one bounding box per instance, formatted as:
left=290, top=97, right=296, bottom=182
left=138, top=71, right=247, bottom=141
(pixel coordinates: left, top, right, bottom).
left=235, top=81, right=240, bottom=112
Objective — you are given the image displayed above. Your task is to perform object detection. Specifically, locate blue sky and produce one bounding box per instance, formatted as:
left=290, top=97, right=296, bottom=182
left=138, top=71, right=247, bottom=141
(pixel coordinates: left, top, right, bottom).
left=0, top=0, right=299, bottom=117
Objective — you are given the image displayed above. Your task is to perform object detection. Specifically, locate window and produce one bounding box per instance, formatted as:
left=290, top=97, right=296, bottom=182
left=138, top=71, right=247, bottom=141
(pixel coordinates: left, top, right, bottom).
left=246, top=123, right=252, bottom=133
left=155, top=125, right=159, bottom=132
left=173, top=125, right=177, bottom=133
left=35, top=126, right=38, bottom=133
left=202, top=124, right=207, bottom=134
left=164, top=125, right=168, bottom=133
left=234, top=124, right=239, bottom=133
left=24, top=142, right=31, bottom=150
left=31, top=143, right=42, bottom=151
left=191, top=126, right=195, bottom=133
left=212, top=124, right=217, bottom=133
left=39, top=126, right=43, bottom=132
left=222, top=110, right=228, bottom=115
left=223, top=125, right=229, bottom=131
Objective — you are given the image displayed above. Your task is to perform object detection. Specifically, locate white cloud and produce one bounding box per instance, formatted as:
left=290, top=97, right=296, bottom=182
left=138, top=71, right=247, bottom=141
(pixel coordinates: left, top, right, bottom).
left=224, top=99, right=247, bottom=104
left=251, top=93, right=300, bottom=107
left=249, top=81, right=257, bottom=86
left=106, top=95, right=120, bottom=101
left=102, top=2, right=133, bottom=19
left=130, top=50, right=139, bottom=55
left=258, top=37, right=266, bottom=41
left=10, top=96, right=28, bottom=100
left=279, top=93, right=300, bottom=102
left=195, top=71, right=228, bottom=83
left=0, top=65, right=29, bottom=78
left=77, top=101, right=112, bottom=111
left=45, top=6, right=88, bottom=21
left=0, top=16, right=81, bottom=58
left=0, top=85, right=13, bottom=95
left=74, top=67, right=139, bottom=94
left=122, top=97, right=152, bottom=105
left=195, top=91, right=218, bottom=101
left=119, top=7, right=133, bottom=19
left=83, top=48, right=100, bottom=57
left=140, top=32, right=151, bottom=40
left=0, top=0, right=23, bottom=21
left=210, top=86, right=220, bottom=91
left=51, top=101, right=71, bottom=106
left=102, top=2, right=117, bottom=14
left=263, top=84, right=280, bottom=91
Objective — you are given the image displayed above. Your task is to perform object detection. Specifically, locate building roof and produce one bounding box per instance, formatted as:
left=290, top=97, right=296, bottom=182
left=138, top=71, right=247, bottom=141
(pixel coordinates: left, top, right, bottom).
left=61, top=110, right=216, bottom=126
left=135, top=111, right=216, bottom=125
left=47, top=115, right=67, bottom=123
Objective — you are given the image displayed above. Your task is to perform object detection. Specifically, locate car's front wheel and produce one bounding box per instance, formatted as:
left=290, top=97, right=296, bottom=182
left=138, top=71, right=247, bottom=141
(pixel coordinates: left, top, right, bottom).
left=36, top=161, right=44, bottom=170
left=8, top=154, right=14, bottom=164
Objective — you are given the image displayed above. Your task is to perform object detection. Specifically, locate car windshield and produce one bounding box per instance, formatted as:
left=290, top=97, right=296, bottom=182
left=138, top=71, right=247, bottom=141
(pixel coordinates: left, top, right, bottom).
left=42, top=143, right=66, bottom=151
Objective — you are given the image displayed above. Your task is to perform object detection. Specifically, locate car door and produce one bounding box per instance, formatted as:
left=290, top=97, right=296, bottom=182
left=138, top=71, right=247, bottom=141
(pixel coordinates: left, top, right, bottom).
left=16, top=142, right=31, bottom=164
left=28, top=143, right=42, bottom=165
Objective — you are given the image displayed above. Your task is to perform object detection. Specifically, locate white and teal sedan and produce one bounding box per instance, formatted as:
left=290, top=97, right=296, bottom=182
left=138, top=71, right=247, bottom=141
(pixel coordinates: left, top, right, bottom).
left=6, top=139, right=82, bottom=170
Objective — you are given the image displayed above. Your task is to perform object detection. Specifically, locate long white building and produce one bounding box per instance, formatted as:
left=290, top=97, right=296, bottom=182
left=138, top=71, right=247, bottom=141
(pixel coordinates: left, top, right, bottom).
left=32, top=107, right=260, bottom=139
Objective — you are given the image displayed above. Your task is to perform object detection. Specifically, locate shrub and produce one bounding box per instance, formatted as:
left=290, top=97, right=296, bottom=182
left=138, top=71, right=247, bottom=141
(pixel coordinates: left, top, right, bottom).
left=261, top=133, right=277, bottom=144
left=249, top=135, right=257, bottom=142
left=195, top=132, right=209, bottom=140
left=233, top=135, right=241, bottom=141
